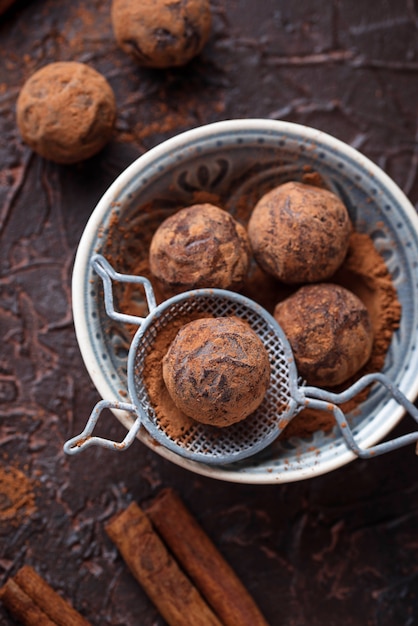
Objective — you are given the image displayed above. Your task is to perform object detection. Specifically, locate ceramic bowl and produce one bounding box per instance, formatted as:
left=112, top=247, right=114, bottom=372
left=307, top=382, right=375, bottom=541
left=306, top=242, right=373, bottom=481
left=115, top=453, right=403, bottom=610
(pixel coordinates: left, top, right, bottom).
left=72, top=119, right=418, bottom=484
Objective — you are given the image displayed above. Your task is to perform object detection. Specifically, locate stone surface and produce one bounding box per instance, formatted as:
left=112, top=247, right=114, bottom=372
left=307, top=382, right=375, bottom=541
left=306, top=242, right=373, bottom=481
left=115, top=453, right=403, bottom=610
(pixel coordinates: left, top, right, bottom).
left=0, top=1, right=417, bottom=625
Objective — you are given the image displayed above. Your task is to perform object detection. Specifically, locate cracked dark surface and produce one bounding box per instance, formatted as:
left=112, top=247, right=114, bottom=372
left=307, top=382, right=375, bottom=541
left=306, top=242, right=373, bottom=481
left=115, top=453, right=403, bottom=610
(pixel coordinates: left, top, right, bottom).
left=0, top=1, right=418, bottom=625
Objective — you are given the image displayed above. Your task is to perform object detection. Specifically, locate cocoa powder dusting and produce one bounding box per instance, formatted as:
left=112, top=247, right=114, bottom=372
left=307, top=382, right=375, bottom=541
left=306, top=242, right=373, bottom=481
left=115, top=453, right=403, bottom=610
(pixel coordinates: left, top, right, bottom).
left=109, top=200, right=401, bottom=442
left=142, top=312, right=210, bottom=439
left=0, top=465, right=36, bottom=527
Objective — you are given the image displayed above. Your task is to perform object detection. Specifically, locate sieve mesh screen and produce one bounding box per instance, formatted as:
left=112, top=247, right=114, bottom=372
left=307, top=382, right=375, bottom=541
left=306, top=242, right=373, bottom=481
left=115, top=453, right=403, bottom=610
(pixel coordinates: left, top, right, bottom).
left=131, top=293, right=294, bottom=463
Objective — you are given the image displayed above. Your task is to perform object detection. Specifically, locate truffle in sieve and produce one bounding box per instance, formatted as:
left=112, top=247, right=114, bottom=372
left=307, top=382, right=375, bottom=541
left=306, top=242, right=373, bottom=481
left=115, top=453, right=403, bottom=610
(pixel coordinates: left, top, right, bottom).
left=162, top=317, right=271, bottom=427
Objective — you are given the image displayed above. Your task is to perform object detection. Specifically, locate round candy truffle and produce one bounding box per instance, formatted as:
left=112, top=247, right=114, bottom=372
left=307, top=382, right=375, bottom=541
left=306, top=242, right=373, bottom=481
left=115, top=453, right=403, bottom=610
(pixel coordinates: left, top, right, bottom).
left=149, top=204, right=251, bottom=296
left=16, top=62, right=116, bottom=164
left=162, top=317, right=271, bottom=427
left=248, top=181, right=352, bottom=284
left=274, top=283, right=373, bottom=387
left=111, top=0, right=211, bottom=68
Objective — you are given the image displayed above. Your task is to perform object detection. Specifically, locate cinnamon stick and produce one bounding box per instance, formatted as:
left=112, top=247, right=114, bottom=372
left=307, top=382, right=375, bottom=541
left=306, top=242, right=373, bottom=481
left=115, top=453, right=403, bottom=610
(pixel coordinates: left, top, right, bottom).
left=146, top=488, right=269, bottom=626
left=0, top=566, right=90, bottom=626
left=13, top=565, right=91, bottom=626
left=105, top=501, right=222, bottom=626
left=0, top=578, right=56, bottom=626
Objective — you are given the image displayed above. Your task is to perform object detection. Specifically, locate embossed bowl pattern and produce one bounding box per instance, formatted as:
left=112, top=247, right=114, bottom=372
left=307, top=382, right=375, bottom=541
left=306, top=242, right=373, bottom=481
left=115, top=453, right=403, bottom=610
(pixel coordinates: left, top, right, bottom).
left=72, top=119, right=418, bottom=484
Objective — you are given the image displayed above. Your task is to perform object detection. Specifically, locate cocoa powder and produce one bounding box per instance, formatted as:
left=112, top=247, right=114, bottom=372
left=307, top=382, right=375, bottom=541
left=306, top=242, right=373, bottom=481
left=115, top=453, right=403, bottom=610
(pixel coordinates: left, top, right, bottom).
left=0, top=465, right=36, bottom=527
left=108, top=197, right=401, bottom=442
left=142, top=311, right=210, bottom=439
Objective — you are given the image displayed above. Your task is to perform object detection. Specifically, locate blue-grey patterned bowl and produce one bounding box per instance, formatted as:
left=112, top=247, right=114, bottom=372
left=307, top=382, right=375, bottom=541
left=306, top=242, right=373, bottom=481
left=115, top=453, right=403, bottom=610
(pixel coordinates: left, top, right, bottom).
left=72, top=119, right=418, bottom=483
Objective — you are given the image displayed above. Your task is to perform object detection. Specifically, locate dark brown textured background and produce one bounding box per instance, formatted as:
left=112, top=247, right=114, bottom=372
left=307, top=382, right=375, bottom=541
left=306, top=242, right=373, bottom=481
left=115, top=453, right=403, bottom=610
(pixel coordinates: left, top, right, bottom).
left=1, top=1, right=418, bottom=625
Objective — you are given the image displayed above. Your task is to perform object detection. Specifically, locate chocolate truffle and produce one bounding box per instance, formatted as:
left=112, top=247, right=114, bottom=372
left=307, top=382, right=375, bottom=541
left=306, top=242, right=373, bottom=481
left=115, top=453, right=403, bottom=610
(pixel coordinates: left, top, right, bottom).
left=111, top=0, right=211, bottom=68
left=248, top=181, right=352, bottom=284
left=162, top=317, right=271, bottom=427
left=274, top=283, right=373, bottom=387
left=16, top=62, right=116, bottom=164
left=149, top=204, right=251, bottom=296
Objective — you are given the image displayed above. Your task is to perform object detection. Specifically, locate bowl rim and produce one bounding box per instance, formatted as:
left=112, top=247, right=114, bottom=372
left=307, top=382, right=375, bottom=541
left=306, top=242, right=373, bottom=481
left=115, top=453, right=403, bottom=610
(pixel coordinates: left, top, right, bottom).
left=72, top=118, right=418, bottom=484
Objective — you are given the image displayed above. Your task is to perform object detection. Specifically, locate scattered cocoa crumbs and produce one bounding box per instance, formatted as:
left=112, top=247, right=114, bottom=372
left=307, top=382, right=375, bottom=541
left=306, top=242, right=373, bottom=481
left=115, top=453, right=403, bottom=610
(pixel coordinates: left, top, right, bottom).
left=0, top=465, right=36, bottom=527
left=334, top=231, right=402, bottom=373
left=301, top=167, right=328, bottom=188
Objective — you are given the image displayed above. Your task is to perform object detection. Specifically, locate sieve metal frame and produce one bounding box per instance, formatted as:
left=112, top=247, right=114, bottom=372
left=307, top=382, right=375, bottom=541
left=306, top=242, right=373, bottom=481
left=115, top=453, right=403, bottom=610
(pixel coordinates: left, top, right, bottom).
left=127, top=290, right=302, bottom=464
left=63, top=255, right=418, bottom=465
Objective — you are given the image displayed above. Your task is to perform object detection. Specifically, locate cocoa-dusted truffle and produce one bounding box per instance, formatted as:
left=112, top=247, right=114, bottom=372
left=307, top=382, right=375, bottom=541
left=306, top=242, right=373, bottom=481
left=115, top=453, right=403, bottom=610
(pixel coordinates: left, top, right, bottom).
left=274, top=283, right=373, bottom=387
left=16, top=62, right=116, bottom=164
left=149, top=204, right=251, bottom=296
left=162, top=317, right=271, bottom=427
left=248, top=181, right=352, bottom=284
left=111, top=0, right=211, bottom=68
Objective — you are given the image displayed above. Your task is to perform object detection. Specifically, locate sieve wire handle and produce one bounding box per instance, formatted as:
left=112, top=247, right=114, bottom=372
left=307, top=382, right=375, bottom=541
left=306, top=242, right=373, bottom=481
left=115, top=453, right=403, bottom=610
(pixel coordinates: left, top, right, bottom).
left=302, top=372, right=418, bottom=458
left=63, top=400, right=142, bottom=455
left=91, top=254, right=157, bottom=325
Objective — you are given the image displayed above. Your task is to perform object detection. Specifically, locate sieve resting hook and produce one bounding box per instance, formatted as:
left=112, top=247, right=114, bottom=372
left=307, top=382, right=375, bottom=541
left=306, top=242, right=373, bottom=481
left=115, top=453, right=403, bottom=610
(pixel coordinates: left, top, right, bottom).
left=91, top=254, right=157, bottom=326
left=63, top=400, right=142, bottom=455
left=300, top=373, right=418, bottom=459
left=63, top=255, right=158, bottom=456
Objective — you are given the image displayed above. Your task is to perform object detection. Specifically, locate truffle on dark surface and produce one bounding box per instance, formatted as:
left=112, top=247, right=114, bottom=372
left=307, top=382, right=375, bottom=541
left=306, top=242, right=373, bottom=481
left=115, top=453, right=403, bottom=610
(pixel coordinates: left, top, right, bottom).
left=16, top=62, right=116, bottom=164
left=149, top=203, right=251, bottom=296
left=274, top=283, right=373, bottom=387
left=162, top=317, right=271, bottom=427
left=248, top=181, right=352, bottom=284
left=111, top=0, right=212, bottom=68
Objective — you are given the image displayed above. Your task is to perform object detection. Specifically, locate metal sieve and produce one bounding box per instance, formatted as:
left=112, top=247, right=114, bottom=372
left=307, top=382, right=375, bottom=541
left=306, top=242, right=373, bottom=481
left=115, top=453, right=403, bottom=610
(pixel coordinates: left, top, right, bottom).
left=63, top=255, right=418, bottom=465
